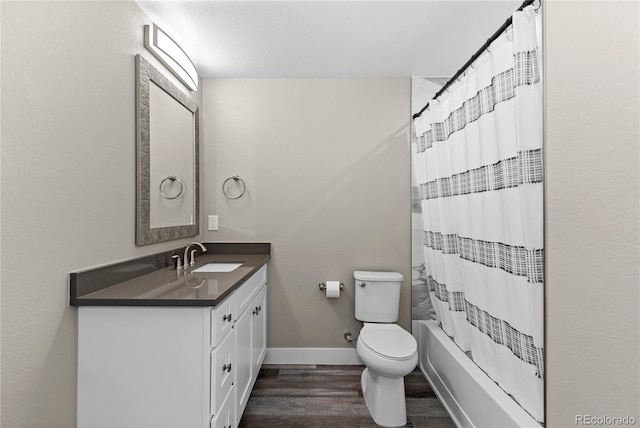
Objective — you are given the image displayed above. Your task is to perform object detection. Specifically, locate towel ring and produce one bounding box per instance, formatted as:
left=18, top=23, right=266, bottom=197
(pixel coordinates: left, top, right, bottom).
left=222, top=175, right=247, bottom=200
left=159, top=175, right=184, bottom=200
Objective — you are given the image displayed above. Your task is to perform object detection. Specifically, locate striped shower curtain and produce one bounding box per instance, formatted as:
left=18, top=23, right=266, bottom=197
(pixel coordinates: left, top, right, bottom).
left=412, top=6, right=543, bottom=423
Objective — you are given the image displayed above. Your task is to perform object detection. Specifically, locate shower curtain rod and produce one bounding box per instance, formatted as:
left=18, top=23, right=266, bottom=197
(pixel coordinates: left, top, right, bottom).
left=412, top=0, right=536, bottom=120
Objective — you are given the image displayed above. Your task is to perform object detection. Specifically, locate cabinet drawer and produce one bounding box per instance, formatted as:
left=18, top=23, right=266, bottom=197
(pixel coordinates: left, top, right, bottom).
left=211, top=294, right=236, bottom=348
left=235, top=265, right=267, bottom=316
left=210, top=391, right=236, bottom=428
left=210, top=386, right=234, bottom=428
left=210, top=329, right=235, bottom=416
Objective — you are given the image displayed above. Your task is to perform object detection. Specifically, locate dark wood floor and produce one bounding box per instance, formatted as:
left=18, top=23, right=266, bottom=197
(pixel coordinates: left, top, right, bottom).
left=239, top=365, right=456, bottom=428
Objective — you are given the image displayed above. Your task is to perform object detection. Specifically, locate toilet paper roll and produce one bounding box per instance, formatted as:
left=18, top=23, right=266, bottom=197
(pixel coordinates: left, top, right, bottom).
left=325, top=281, right=341, bottom=298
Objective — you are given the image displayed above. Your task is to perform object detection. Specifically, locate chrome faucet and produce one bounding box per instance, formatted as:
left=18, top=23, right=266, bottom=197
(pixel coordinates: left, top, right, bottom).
left=184, top=242, right=207, bottom=267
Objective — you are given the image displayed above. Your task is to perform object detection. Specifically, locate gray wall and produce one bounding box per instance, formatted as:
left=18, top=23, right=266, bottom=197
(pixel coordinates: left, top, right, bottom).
left=202, top=79, right=412, bottom=348
left=544, top=1, right=639, bottom=425
left=1, top=2, right=202, bottom=426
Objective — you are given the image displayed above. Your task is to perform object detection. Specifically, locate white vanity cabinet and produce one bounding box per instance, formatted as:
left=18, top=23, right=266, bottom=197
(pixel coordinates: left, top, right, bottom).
left=77, top=265, right=267, bottom=428
left=236, top=281, right=267, bottom=418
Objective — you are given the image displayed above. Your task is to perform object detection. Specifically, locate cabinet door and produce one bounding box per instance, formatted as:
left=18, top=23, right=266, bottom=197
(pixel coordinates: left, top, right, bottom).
left=251, top=285, right=267, bottom=376
left=235, top=307, right=253, bottom=419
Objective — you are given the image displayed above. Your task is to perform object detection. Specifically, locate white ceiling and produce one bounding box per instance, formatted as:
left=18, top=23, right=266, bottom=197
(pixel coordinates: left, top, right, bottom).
left=136, top=1, right=522, bottom=78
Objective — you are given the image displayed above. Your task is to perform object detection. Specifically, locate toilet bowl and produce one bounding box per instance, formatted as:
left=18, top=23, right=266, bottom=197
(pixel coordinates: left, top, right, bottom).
left=358, top=324, right=418, bottom=377
left=357, top=324, right=418, bottom=427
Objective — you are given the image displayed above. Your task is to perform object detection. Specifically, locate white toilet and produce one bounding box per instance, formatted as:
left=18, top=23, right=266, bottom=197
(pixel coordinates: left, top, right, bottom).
left=354, top=270, right=418, bottom=428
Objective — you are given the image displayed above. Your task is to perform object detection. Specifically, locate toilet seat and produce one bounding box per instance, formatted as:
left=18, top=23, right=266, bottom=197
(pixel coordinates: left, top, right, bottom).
left=359, top=324, right=417, bottom=361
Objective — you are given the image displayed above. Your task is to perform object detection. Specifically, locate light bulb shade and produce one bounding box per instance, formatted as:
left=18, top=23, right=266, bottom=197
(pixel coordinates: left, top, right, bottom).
left=144, top=24, right=198, bottom=91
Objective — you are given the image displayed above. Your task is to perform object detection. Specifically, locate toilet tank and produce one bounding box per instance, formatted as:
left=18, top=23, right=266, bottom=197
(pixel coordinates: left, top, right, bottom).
left=354, top=271, right=404, bottom=322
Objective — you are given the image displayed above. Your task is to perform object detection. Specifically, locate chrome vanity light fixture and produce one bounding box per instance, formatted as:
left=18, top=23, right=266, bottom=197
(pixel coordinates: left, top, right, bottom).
left=144, top=23, right=198, bottom=91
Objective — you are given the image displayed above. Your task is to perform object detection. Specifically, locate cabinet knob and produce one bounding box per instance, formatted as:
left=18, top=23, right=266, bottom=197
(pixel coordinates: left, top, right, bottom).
left=222, top=363, right=232, bottom=373
left=223, top=313, right=232, bottom=322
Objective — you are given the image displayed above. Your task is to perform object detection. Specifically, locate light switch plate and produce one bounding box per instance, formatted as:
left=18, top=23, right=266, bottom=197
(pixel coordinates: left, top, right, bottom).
left=208, top=215, right=218, bottom=231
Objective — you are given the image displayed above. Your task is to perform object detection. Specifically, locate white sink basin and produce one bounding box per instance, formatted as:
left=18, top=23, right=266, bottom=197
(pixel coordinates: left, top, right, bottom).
left=192, top=262, right=243, bottom=273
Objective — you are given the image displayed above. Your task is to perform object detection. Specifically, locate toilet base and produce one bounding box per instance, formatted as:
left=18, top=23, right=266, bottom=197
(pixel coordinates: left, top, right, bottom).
left=361, top=367, right=408, bottom=427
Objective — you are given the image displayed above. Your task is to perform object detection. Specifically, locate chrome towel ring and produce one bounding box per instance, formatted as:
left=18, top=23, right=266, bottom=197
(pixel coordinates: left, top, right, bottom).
left=159, top=175, right=184, bottom=200
left=222, top=175, right=247, bottom=200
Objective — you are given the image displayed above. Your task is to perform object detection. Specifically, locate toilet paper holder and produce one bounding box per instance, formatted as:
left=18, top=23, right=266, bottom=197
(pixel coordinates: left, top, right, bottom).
left=318, top=281, right=344, bottom=291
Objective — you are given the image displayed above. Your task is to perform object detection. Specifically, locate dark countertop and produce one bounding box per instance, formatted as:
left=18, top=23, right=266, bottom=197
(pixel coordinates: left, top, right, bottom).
left=70, top=243, right=270, bottom=307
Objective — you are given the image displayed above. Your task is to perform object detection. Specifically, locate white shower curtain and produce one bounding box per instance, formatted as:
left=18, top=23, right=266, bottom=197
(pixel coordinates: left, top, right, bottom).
left=413, top=6, right=543, bottom=423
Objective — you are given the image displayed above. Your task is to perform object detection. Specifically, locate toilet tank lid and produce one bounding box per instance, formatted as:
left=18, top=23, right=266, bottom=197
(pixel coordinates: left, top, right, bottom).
left=353, top=271, right=403, bottom=281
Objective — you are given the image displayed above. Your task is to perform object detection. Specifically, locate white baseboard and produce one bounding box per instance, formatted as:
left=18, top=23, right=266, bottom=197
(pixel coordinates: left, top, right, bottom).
left=264, top=347, right=363, bottom=365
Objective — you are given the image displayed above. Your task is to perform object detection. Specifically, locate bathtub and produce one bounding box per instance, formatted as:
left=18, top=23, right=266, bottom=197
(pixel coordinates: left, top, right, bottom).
left=416, top=320, right=541, bottom=428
